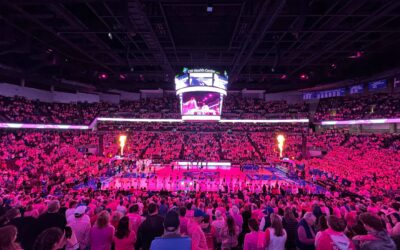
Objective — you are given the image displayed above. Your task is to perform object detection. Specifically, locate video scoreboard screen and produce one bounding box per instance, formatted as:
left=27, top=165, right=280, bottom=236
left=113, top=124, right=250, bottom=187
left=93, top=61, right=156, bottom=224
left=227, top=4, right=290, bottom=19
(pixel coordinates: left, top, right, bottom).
left=175, top=69, right=228, bottom=121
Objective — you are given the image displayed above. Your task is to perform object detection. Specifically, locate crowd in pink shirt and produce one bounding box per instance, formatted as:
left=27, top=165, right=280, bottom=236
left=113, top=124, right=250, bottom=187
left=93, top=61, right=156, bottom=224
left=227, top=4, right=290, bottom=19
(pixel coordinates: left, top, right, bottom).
left=315, top=93, right=400, bottom=121
left=0, top=117, right=398, bottom=249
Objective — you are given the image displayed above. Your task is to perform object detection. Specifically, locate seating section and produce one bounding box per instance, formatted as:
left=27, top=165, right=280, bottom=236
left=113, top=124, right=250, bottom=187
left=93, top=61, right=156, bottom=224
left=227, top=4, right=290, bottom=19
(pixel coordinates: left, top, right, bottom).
left=314, top=93, right=400, bottom=121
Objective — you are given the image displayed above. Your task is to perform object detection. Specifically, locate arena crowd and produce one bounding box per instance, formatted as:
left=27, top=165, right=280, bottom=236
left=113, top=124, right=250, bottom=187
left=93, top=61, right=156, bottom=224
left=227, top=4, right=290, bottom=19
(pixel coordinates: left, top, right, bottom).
left=0, top=93, right=400, bottom=249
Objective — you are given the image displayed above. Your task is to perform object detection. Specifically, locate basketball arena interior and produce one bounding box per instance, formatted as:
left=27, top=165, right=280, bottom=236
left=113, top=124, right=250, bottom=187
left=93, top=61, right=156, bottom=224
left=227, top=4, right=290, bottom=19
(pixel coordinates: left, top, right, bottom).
left=0, top=1, right=400, bottom=250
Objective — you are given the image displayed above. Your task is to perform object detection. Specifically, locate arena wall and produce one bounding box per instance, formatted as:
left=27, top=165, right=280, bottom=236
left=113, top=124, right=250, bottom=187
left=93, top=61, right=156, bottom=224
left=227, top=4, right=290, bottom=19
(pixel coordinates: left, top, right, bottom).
left=0, top=83, right=53, bottom=102
left=264, top=90, right=303, bottom=104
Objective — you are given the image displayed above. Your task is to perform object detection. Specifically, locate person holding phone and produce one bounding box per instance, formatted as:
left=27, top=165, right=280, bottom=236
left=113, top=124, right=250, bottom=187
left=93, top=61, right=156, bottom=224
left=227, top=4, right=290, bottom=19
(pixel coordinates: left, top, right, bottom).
left=64, top=226, right=79, bottom=250
left=384, top=212, right=400, bottom=237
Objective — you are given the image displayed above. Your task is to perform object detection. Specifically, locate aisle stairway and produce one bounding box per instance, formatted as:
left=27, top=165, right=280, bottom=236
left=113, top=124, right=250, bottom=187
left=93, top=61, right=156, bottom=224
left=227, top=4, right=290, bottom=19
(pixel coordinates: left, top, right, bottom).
left=179, top=134, right=188, bottom=159
left=214, top=133, right=224, bottom=160
left=247, top=133, right=265, bottom=161
left=139, top=133, right=157, bottom=158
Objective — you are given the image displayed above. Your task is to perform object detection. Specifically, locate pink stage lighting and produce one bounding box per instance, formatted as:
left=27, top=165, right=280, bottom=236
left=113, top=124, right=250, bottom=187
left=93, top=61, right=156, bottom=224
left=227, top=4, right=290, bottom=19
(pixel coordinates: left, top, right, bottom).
left=98, top=73, right=108, bottom=80
left=299, top=73, right=309, bottom=80
left=348, top=51, right=363, bottom=59
left=119, top=74, right=127, bottom=80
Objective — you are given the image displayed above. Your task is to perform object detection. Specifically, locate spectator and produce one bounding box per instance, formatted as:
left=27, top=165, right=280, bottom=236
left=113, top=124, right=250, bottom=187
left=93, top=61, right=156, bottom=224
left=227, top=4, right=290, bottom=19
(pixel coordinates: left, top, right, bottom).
left=135, top=203, right=164, bottom=250
left=114, top=216, right=136, bottom=250
left=239, top=204, right=252, bottom=247
left=179, top=207, right=189, bottom=235
left=230, top=205, right=243, bottom=233
left=353, top=213, right=396, bottom=250
left=265, top=214, right=287, bottom=250
left=6, top=208, right=38, bottom=250
left=282, top=207, right=298, bottom=250
left=90, top=210, right=114, bottom=250
left=385, top=212, right=400, bottom=237
left=68, top=206, right=91, bottom=250
left=315, top=215, right=328, bottom=232
left=0, top=225, right=22, bottom=250
left=33, top=227, right=65, bottom=250
left=37, top=200, right=67, bottom=234
left=159, top=199, right=168, bottom=217
left=111, top=211, right=123, bottom=229
left=244, top=218, right=265, bottom=250
left=127, top=204, right=143, bottom=234
left=201, top=214, right=216, bottom=250
left=212, top=210, right=225, bottom=248
left=0, top=198, right=6, bottom=218
left=116, top=201, right=127, bottom=216
left=296, top=212, right=317, bottom=250
left=315, top=215, right=354, bottom=250
left=220, top=215, right=239, bottom=250
left=187, top=209, right=208, bottom=250
left=24, top=203, right=40, bottom=218
left=65, top=201, right=78, bottom=220
left=150, top=211, right=191, bottom=250
left=260, top=206, right=274, bottom=232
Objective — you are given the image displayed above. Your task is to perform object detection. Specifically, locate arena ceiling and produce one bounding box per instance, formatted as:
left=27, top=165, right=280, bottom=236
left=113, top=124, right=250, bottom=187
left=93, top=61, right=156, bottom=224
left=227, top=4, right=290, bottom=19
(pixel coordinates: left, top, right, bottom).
left=1, top=0, right=400, bottom=92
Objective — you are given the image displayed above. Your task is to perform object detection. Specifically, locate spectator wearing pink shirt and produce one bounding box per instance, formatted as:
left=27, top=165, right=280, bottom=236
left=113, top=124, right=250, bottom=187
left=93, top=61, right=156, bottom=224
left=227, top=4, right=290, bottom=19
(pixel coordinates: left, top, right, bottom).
left=230, top=205, right=243, bottom=233
left=24, top=203, right=40, bottom=218
left=69, top=206, right=91, bottom=250
left=113, top=216, right=136, bottom=250
left=244, top=218, right=265, bottom=250
left=126, top=204, right=143, bottom=234
left=187, top=209, right=208, bottom=250
left=385, top=212, right=400, bottom=237
left=211, top=210, right=225, bottom=247
left=179, top=207, right=189, bottom=235
left=367, top=203, right=380, bottom=214
left=90, top=211, right=115, bottom=250
left=315, top=215, right=354, bottom=250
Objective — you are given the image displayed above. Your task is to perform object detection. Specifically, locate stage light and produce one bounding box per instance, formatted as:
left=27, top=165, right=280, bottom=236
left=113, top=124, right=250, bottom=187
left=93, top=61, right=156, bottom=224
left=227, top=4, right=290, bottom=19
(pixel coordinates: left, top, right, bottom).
left=108, top=32, right=113, bottom=40
left=181, top=181, right=184, bottom=186
left=98, top=73, right=108, bottom=80
left=119, top=135, right=127, bottom=156
left=277, top=134, right=285, bottom=158
left=119, top=74, right=127, bottom=80
left=331, top=63, right=337, bottom=69
left=299, top=73, right=308, bottom=80
left=280, top=74, right=287, bottom=80
left=348, top=51, right=363, bottom=59
left=206, top=4, right=213, bottom=12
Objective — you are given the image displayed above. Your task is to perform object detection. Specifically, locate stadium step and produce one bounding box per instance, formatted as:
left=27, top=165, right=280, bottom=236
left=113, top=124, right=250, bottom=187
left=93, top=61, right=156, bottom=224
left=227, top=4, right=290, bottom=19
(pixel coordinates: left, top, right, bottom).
left=247, top=133, right=265, bottom=161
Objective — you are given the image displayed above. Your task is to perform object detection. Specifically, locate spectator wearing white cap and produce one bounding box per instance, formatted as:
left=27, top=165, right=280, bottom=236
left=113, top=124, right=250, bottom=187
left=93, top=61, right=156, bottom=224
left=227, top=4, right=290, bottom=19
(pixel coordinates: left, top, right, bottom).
left=69, top=206, right=91, bottom=250
left=65, top=200, right=78, bottom=221
left=67, top=205, right=90, bottom=224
